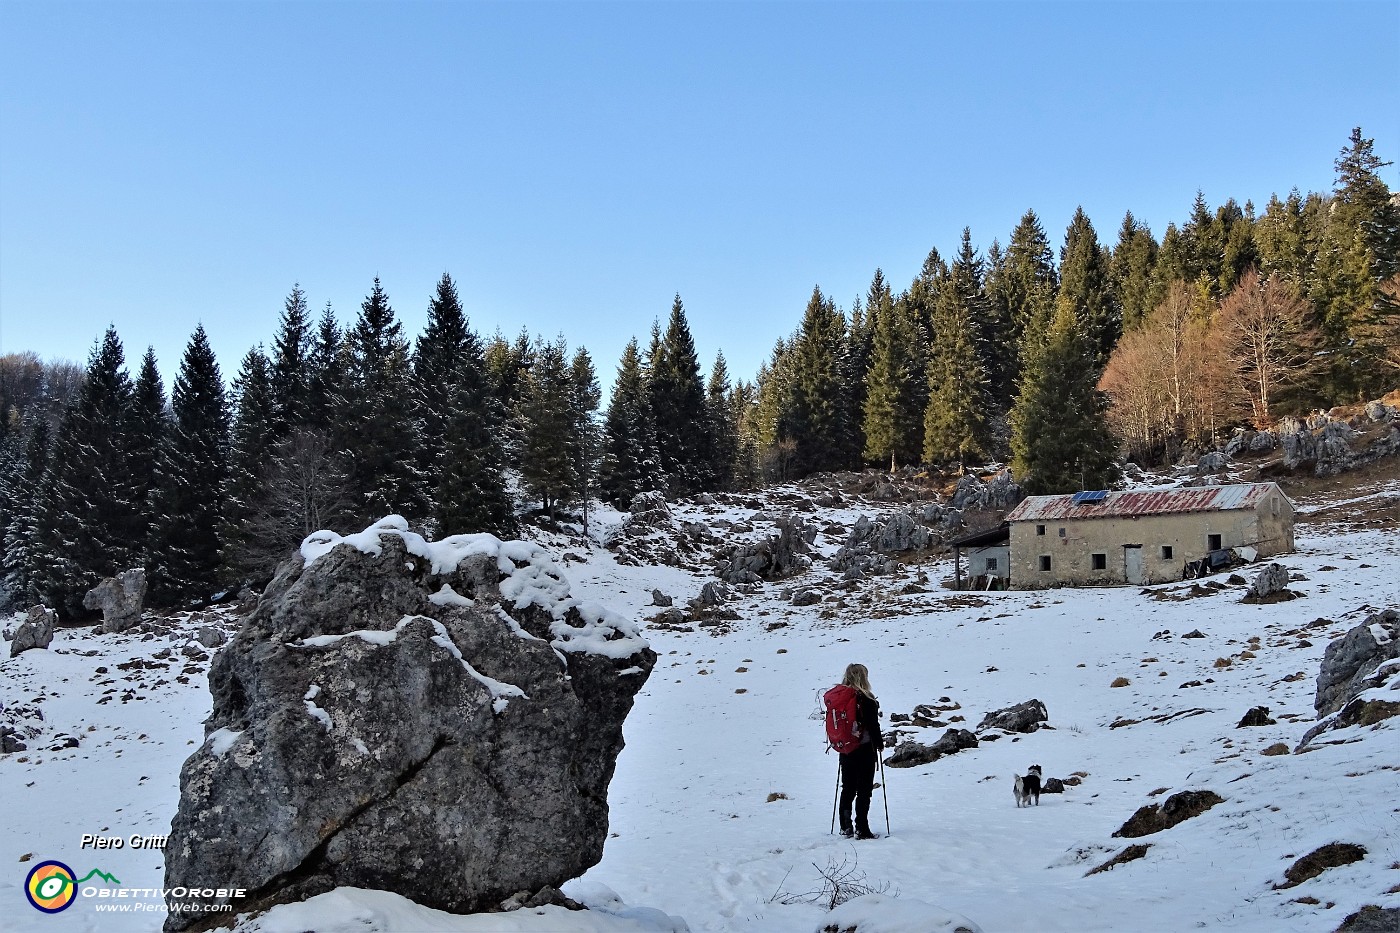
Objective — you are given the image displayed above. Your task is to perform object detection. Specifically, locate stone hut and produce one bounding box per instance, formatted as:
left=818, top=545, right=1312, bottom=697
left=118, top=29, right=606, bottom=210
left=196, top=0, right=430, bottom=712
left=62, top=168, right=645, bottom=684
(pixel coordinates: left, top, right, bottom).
left=1005, top=482, right=1295, bottom=589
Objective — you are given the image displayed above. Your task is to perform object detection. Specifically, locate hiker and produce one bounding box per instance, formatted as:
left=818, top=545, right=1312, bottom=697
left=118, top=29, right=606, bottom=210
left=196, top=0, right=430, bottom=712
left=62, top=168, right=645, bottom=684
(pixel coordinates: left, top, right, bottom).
left=830, top=662, right=883, bottom=839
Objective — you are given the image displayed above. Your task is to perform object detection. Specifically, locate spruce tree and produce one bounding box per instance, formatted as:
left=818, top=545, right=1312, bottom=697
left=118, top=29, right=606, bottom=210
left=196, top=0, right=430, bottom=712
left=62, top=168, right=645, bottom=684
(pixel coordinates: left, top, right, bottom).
left=1000, top=210, right=1060, bottom=387
left=1110, top=213, right=1159, bottom=331
left=222, top=347, right=279, bottom=578
left=600, top=338, right=664, bottom=508
left=148, top=326, right=231, bottom=606
left=1255, top=189, right=1317, bottom=284
left=129, top=347, right=168, bottom=553
left=567, top=347, right=603, bottom=529
left=305, top=303, right=344, bottom=432
left=706, top=351, right=739, bottom=492
left=1310, top=127, right=1400, bottom=399
left=923, top=235, right=993, bottom=464
left=846, top=271, right=890, bottom=458
left=650, top=296, right=711, bottom=493
left=862, top=296, right=926, bottom=471
left=514, top=337, right=576, bottom=515
left=270, top=284, right=312, bottom=433
left=412, top=273, right=516, bottom=536
left=2, top=417, right=50, bottom=605
left=32, top=328, right=138, bottom=616
left=1010, top=303, right=1118, bottom=495
left=1058, top=207, right=1119, bottom=370
left=778, top=286, right=850, bottom=477
left=337, top=278, right=428, bottom=523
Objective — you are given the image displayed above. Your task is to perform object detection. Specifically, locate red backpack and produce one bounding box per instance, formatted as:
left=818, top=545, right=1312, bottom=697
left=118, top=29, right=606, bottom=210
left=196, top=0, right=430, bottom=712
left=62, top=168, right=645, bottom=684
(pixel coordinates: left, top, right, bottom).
left=823, top=684, right=863, bottom=753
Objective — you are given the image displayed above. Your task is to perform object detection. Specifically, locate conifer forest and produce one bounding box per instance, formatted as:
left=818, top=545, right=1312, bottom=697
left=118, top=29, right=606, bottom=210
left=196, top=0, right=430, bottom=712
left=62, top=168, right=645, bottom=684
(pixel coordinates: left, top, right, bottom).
left=1, top=128, right=1397, bottom=618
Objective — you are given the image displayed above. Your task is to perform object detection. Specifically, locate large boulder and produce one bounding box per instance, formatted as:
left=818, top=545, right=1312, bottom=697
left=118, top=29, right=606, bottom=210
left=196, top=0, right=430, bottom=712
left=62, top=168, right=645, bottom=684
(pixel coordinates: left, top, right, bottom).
left=1113, top=790, right=1224, bottom=838
left=883, top=728, right=978, bottom=768
left=625, top=490, right=671, bottom=527
left=83, top=568, right=147, bottom=633
left=8, top=605, right=56, bottom=658
left=162, top=516, right=655, bottom=929
left=976, top=699, right=1049, bottom=734
left=1314, top=609, right=1400, bottom=717
left=1245, top=563, right=1293, bottom=601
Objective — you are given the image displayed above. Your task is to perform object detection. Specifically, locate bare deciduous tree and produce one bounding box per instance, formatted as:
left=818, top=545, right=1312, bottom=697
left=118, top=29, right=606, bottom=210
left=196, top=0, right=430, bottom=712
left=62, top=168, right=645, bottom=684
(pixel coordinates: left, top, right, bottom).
left=1214, top=269, right=1322, bottom=427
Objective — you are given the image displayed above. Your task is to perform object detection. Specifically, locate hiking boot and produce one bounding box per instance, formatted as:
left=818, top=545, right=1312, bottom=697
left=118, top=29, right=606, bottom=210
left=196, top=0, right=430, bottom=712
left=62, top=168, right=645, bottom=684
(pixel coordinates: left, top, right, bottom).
left=839, top=826, right=855, bottom=838
left=855, top=828, right=880, bottom=840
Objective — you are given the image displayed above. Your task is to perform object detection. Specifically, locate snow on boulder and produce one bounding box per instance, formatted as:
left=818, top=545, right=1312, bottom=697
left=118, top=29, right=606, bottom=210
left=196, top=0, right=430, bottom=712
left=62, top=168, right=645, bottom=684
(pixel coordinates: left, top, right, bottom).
left=164, top=517, right=656, bottom=930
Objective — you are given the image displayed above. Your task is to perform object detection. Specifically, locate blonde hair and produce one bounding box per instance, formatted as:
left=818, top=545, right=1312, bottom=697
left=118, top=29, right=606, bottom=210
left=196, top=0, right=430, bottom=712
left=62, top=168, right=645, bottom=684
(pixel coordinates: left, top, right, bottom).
left=842, top=663, right=875, bottom=699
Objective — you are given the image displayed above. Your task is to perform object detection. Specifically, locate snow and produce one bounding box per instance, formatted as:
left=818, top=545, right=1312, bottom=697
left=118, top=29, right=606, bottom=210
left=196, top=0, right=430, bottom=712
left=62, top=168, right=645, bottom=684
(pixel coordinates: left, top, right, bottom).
left=303, top=684, right=332, bottom=731
left=208, top=727, right=243, bottom=756
left=291, top=614, right=529, bottom=714
left=233, top=886, right=690, bottom=933
left=429, top=583, right=474, bottom=608
left=4, top=478, right=1400, bottom=933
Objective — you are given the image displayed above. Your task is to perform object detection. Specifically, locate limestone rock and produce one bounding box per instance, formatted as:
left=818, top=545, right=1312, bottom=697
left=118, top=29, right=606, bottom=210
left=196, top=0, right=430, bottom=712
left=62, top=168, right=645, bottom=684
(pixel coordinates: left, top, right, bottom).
left=715, top=514, right=815, bottom=583
left=626, top=491, right=671, bottom=527
left=651, top=589, right=673, bottom=607
left=195, top=625, right=227, bottom=649
left=1313, top=609, right=1400, bottom=717
left=83, top=568, right=147, bottom=634
left=790, top=588, right=821, bottom=607
left=1196, top=451, right=1227, bottom=475
left=8, top=606, right=56, bottom=658
left=1246, top=563, right=1293, bottom=601
left=162, top=517, right=655, bottom=929
left=976, top=699, right=1048, bottom=734
left=883, top=728, right=978, bottom=768
left=950, top=472, right=1024, bottom=512
left=1113, top=790, right=1223, bottom=838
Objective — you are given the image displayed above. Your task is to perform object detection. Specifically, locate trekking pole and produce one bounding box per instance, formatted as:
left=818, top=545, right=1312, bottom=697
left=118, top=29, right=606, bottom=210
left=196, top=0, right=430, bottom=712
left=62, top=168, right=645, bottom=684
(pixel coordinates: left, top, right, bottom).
left=877, top=752, right=891, bottom=835
left=830, top=756, right=841, bottom=834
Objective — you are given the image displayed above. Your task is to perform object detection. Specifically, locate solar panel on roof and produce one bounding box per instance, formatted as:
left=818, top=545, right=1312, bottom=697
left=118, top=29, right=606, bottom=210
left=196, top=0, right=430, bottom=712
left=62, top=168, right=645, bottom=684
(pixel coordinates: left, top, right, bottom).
left=1071, top=490, right=1109, bottom=504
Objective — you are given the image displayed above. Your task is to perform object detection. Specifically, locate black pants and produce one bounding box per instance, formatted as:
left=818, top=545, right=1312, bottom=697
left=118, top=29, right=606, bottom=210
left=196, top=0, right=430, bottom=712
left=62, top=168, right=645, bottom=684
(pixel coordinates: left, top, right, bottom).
left=838, top=742, right=876, bottom=832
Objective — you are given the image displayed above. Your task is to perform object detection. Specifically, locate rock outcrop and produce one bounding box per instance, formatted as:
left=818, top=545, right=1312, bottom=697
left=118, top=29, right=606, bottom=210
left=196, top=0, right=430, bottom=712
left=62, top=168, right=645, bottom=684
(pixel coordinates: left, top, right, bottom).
left=976, top=699, right=1049, bottom=734
left=163, top=517, right=655, bottom=929
left=715, top=514, right=815, bottom=583
left=8, top=605, right=56, bottom=658
left=1113, top=790, right=1223, bottom=838
left=83, top=568, right=146, bottom=633
left=1313, top=609, right=1400, bottom=717
left=883, top=728, right=978, bottom=768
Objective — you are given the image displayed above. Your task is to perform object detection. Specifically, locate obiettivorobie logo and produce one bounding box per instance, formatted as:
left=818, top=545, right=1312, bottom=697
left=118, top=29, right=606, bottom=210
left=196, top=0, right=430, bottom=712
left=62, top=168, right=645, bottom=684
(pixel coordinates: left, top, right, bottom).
left=24, top=861, right=121, bottom=913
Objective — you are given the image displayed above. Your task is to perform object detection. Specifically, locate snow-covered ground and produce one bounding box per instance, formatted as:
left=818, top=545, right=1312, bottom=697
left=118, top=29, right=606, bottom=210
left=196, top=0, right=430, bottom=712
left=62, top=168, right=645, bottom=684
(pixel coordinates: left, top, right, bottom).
left=3, top=478, right=1398, bottom=933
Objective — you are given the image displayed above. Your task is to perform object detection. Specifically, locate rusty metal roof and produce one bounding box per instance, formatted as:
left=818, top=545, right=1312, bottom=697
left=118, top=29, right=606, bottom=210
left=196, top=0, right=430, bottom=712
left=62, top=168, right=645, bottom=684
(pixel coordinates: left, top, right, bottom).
left=1005, top=483, right=1287, bottom=522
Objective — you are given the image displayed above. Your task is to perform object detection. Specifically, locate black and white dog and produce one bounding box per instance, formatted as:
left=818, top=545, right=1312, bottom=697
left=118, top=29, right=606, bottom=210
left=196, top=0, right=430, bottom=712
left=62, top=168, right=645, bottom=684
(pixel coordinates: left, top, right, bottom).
left=1013, top=765, right=1043, bottom=807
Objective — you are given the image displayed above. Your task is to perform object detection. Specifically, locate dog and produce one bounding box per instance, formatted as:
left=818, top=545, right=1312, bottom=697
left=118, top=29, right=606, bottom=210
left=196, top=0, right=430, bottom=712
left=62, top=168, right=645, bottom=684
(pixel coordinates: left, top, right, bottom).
left=1013, top=765, right=1043, bottom=807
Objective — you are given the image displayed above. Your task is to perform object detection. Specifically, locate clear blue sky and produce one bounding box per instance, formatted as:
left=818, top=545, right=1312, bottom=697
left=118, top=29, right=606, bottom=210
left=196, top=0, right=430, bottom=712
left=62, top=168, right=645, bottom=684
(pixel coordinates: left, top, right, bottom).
left=2, top=1, right=1396, bottom=390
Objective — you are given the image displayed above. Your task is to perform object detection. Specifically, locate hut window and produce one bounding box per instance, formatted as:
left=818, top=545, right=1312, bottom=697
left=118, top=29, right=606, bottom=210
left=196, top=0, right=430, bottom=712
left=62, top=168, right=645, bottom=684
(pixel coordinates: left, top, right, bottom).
left=1038, top=555, right=1052, bottom=572
left=1091, top=553, right=1107, bottom=570
left=1036, top=524, right=1045, bottom=536
left=1208, top=534, right=1222, bottom=551
left=985, top=557, right=998, bottom=571
left=1271, top=497, right=1279, bottom=516
left=1161, top=545, right=1174, bottom=560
